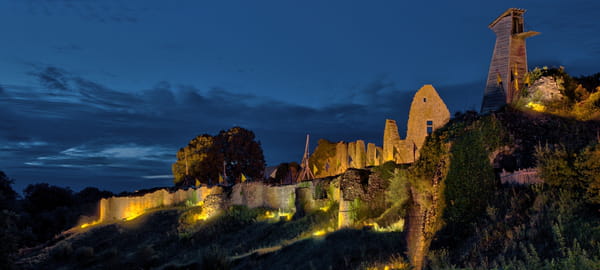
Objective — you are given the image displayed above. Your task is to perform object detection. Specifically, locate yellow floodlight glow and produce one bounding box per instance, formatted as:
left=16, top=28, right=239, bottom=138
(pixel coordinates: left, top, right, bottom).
left=80, top=220, right=99, bottom=229
left=194, top=212, right=209, bottom=221
left=312, top=230, right=326, bottom=236
left=264, top=211, right=276, bottom=218
left=123, top=209, right=144, bottom=221
left=278, top=210, right=293, bottom=221
left=526, top=102, right=545, bottom=112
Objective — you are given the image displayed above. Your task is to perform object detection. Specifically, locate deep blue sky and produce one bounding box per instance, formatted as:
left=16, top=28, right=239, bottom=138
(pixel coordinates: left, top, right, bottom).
left=1, top=0, right=599, bottom=193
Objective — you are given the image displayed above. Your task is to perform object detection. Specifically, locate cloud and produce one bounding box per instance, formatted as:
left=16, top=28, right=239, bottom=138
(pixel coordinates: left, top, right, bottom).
left=2, top=65, right=467, bottom=192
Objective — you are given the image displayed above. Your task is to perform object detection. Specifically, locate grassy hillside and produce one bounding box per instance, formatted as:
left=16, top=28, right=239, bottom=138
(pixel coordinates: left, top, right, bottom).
left=16, top=204, right=406, bottom=270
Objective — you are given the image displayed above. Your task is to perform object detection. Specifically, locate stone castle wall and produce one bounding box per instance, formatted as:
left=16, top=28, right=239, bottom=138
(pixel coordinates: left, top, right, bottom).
left=98, top=180, right=327, bottom=222
left=314, top=139, right=382, bottom=178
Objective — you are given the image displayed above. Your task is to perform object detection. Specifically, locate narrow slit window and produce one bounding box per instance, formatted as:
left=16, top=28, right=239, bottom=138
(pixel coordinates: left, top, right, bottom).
left=423, top=98, right=427, bottom=102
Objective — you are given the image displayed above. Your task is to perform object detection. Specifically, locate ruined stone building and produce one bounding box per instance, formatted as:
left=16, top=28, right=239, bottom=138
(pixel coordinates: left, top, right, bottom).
left=481, top=8, right=539, bottom=113
left=383, top=85, right=450, bottom=163
left=311, top=85, right=450, bottom=177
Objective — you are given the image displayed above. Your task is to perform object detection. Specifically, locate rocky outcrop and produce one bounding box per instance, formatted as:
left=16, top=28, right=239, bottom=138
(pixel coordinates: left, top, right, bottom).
left=527, top=76, right=563, bottom=102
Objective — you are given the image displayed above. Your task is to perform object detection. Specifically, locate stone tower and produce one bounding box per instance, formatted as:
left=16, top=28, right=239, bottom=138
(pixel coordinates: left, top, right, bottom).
left=481, top=8, right=539, bottom=114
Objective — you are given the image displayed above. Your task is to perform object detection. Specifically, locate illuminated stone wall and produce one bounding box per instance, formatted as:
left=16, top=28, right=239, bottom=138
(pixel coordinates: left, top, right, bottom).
left=231, top=181, right=298, bottom=212
left=99, top=187, right=220, bottom=222
left=98, top=181, right=320, bottom=222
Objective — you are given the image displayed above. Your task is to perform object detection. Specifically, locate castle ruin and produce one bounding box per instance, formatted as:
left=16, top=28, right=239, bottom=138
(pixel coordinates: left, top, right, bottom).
left=384, top=84, right=450, bottom=163
left=311, top=84, right=450, bottom=177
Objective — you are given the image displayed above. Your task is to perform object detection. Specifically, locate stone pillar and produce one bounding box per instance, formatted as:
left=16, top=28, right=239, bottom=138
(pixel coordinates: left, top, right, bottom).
left=335, top=142, right=348, bottom=174
left=338, top=189, right=352, bottom=228
left=366, top=143, right=376, bottom=166
left=383, top=119, right=401, bottom=162
left=375, top=146, right=384, bottom=166
left=294, top=187, right=313, bottom=219
left=348, top=141, right=356, bottom=168
left=355, top=140, right=366, bottom=168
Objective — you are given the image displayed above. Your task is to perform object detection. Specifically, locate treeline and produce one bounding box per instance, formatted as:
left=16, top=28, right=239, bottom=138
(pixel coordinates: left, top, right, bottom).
left=0, top=172, right=113, bottom=268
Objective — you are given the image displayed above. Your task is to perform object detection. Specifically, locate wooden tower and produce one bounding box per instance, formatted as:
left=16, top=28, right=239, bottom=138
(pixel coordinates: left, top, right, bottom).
left=297, top=134, right=315, bottom=182
left=481, top=8, right=539, bottom=114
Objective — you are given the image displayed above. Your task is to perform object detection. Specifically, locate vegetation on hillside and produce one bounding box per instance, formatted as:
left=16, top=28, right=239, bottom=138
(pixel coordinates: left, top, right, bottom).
left=515, top=67, right=600, bottom=120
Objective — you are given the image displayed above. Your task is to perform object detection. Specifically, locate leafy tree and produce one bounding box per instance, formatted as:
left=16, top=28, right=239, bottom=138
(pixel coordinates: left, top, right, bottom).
left=172, top=127, right=265, bottom=186
left=217, top=127, right=265, bottom=183
left=0, top=171, right=18, bottom=269
left=574, top=143, right=600, bottom=205
left=23, top=183, right=75, bottom=213
left=308, top=139, right=337, bottom=177
left=535, top=144, right=580, bottom=189
left=0, top=171, right=17, bottom=210
left=385, top=168, right=410, bottom=215
left=172, top=134, right=222, bottom=186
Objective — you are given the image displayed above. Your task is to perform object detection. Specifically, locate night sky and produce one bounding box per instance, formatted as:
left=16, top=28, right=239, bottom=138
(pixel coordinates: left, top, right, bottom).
left=1, top=0, right=599, bottom=193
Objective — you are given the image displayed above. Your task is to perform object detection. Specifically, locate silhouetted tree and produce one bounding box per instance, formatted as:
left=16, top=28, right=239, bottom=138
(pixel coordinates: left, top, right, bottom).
left=217, top=127, right=265, bottom=183
left=0, top=171, right=17, bottom=210
left=0, top=171, right=18, bottom=269
left=274, top=162, right=300, bottom=184
left=23, top=183, right=75, bottom=214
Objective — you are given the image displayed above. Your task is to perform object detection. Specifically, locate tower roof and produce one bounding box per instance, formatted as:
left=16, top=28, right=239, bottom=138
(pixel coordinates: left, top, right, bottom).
left=489, top=8, right=526, bottom=28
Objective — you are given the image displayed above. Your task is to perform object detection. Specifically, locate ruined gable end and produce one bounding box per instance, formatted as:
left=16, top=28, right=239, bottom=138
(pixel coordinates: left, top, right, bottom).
left=406, top=85, right=450, bottom=159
